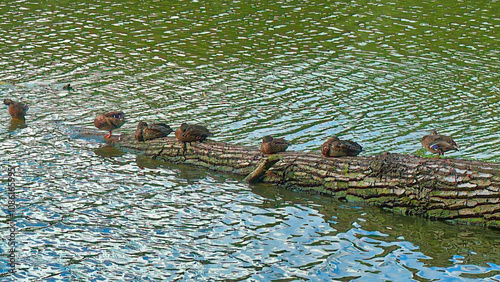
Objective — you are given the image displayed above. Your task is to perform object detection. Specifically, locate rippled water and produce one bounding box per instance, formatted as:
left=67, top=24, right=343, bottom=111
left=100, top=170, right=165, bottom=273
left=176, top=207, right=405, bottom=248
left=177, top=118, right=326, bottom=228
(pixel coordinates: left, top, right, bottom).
left=0, top=0, right=499, bottom=280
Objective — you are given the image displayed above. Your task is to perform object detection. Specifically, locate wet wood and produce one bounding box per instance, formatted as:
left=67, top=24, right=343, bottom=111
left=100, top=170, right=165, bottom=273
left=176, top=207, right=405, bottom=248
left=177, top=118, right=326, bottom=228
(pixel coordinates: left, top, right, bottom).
left=244, top=155, right=283, bottom=184
left=101, top=134, right=500, bottom=229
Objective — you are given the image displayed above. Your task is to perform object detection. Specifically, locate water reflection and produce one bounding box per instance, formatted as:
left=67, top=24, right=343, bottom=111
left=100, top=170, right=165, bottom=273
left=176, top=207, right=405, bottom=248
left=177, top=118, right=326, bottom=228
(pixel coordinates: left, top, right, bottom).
left=0, top=0, right=499, bottom=280
left=7, top=119, right=27, bottom=132
left=1, top=136, right=500, bottom=280
left=93, top=145, right=125, bottom=158
left=252, top=185, right=500, bottom=281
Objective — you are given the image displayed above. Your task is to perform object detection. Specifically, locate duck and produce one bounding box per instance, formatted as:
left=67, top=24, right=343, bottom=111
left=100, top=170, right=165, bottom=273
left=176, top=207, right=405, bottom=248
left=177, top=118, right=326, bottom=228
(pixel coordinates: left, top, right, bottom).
left=175, top=122, right=213, bottom=143
left=94, top=111, right=125, bottom=138
left=421, top=130, right=459, bottom=157
left=321, top=136, right=362, bottom=157
left=63, top=84, right=73, bottom=90
left=260, top=135, right=291, bottom=154
left=3, top=99, right=29, bottom=120
left=135, top=121, right=173, bottom=141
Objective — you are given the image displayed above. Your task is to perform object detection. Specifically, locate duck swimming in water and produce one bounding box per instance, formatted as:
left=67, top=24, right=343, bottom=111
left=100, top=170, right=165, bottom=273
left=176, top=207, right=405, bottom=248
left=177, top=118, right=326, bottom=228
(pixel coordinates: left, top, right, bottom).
left=3, top=99, right=29, bottom=120
left=94, top=111, right=125, bottom=138
left=421, top=129, right=459, bottom=158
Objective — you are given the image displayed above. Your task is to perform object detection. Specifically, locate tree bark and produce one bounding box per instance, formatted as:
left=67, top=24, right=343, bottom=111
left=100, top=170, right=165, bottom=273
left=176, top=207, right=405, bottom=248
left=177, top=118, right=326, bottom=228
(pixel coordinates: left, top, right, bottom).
left=243, top=155, right=283, bottom=183
left=105, top=135, right=500, bottom=229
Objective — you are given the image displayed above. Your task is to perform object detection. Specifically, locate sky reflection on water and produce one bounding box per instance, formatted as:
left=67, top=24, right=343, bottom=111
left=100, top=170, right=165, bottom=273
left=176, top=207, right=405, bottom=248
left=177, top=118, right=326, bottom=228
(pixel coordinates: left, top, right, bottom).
left=0, top=0, right=499, bottom=280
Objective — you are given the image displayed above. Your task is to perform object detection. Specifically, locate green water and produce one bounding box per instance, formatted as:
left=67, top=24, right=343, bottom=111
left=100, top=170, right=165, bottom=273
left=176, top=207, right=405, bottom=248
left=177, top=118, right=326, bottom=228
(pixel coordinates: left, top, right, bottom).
left=0, top=0, right=499, bottom=280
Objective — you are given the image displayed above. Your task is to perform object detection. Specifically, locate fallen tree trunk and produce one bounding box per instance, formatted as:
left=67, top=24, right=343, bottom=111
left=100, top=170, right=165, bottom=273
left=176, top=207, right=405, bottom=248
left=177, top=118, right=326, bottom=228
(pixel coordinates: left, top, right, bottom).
left=104, top=135, right=500, bottom=229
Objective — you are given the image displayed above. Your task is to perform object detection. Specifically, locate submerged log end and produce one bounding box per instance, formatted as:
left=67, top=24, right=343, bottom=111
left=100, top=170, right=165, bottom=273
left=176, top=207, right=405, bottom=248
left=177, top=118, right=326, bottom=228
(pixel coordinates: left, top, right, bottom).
left=244, top=155, right=283, bottom=184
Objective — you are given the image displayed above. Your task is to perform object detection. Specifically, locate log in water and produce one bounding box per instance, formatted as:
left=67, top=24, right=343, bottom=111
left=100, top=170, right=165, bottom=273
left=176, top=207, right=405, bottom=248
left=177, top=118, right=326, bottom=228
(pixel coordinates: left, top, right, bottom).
left=88, top=132, right=499, bottom=229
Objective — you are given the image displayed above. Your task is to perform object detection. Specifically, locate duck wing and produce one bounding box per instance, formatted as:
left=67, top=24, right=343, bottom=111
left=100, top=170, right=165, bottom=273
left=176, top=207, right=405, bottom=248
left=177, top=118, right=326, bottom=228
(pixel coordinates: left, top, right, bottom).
left=429, top=135, right=459, bottom=151
left=143, top=123, right=173, bottom=140
left=340, top=140, right=362, bottom=156
left=104, top=111, right=125, bottom=129
left=188, top=124, right=213, bottom=136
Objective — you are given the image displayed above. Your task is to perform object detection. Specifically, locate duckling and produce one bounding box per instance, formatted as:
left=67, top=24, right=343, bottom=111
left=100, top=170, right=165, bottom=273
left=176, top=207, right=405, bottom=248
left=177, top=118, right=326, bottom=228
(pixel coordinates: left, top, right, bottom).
left=260, top=135, right=291, bottom=154
left=3, top=99, right=29, bottom=120
left=94, top=111, right=125, bottom=138
left=175, top=122, right=213, bottom=143
left=135, top=121, right=173, bottom=141
left=63, top=84, right=73, bottom=90
left=421, top=130, right=459, bottom=157
left=321, top=136, right=362, bottom=157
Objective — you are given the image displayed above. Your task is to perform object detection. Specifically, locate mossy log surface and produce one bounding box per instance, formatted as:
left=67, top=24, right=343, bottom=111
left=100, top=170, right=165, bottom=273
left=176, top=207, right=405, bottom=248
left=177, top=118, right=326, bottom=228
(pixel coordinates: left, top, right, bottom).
left=109, top=135, right=500, bottom=229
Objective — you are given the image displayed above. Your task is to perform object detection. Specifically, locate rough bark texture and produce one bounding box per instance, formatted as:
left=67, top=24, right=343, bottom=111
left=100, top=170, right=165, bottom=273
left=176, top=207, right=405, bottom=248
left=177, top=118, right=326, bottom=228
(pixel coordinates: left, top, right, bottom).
left=243, top=155, right=283, bottom=183
left=108, top=135, right=500, bottom=229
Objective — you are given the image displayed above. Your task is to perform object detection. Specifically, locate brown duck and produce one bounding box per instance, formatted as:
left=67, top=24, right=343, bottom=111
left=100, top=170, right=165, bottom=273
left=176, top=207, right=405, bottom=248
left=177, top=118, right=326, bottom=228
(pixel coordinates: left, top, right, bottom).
left=94, top=111, right=125, bottom=138
left=63, top=84, right=73, bottom=90
left=135, top=121, right=173, bottom=141
left=175, top=122, right=213, bottom=143
left=421, top=130, right=459, bottom=157
left=260, top=135, right=291, bottom=154
left=321, top=136, right=362, bottom=157
left=4, top=99, right=29, bottom=120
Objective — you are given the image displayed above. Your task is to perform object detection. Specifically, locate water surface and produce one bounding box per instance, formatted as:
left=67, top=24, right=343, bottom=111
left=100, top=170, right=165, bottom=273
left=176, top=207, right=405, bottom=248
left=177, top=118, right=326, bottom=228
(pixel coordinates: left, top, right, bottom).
left=0, top=0, right=499, bottom=280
